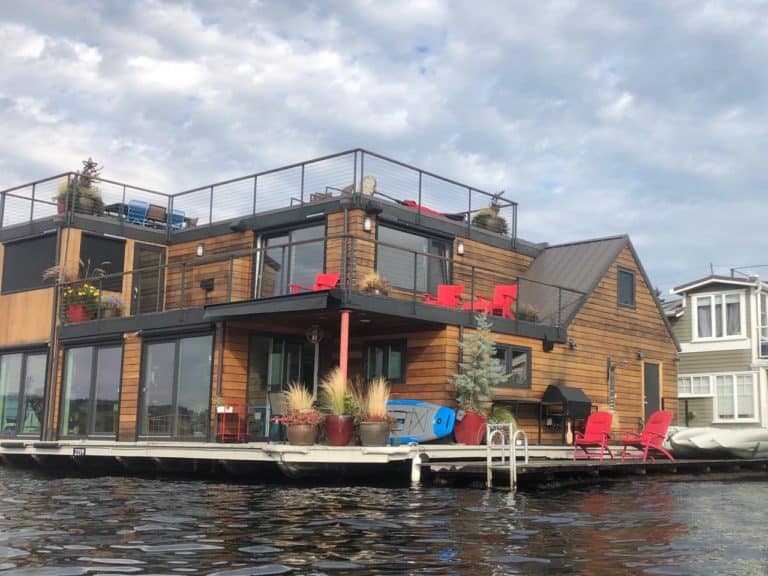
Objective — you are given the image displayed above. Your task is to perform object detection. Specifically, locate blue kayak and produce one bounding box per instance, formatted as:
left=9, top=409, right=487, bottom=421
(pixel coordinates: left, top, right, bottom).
left=387, top=399, right=455, bottom=444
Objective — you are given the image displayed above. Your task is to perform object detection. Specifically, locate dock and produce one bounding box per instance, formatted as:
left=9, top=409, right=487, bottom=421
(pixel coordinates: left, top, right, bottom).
left=2, top=439, right=767, bottom=489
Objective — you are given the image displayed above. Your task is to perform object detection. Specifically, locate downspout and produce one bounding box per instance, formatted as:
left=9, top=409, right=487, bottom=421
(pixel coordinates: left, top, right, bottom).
left=212, top=320, right=226, bottom=442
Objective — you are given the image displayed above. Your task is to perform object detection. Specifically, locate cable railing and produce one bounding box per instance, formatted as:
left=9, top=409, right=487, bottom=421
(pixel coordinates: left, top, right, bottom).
left=56, top=234, right=582, bottom=331
left=1, top=149, right=518, bottom=245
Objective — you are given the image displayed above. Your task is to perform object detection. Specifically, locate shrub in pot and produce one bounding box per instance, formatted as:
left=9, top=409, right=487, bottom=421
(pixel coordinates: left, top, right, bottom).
left=319, top=367, right=357, bottom=446
left=273, top=382, right=323, bottom=445
left=353, top=377, right=391, bottom=446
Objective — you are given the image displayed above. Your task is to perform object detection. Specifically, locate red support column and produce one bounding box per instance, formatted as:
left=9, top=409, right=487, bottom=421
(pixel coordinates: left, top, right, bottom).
left=339, top=310, right=350, bottom=383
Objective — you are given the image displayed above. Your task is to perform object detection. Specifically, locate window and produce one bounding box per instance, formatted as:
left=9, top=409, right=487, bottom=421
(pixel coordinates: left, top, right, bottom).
left=139, top=334, right=213, bottom=439
left=693, top=292, right=743, bottom=339
left=79, top=233, right=125, bottom=292
left=677, top=374, right=712, bottom=396
left=0, top=350, right=47, bottom=436
left=494, top=345, right=531, bottom=389
left=365, top=340, right=406, bottom=383
left=60, top=344, right=122, bottom=437
left=617, top=267, right=636, bottom=308
left=715, top=373, right=757, bottom=422
left=760, top=292, right=768, bottom=358
left=2, top=233, right=57, bottom=294
left=376, top=226, right=450, bottom=294
left=258, top=225, right=326, bottom=297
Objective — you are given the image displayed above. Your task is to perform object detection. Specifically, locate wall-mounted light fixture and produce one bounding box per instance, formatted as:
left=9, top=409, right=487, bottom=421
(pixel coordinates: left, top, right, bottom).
left=636, top=350, right=646, bottom=360
left=457, top=240, right=465, bottom=256
left=363, top=215, right=372, bottom=232
left=196, top=244, right=205, bottom=257
left=568, top=338, right=577, bottom=350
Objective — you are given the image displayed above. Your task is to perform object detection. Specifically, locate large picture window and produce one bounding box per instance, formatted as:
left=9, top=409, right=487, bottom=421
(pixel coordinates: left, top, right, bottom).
left=2, top=233, right=57, bottom=294
left=693, top=292, right=743, bottom=339
left=0, top=351, right=47, bottom=436
left=60, top=344, right=122, bottom=437
left=715, top=373, right=756, bottom=422
left=140, top=334, right=213, bottom=439
left=376, top=226, right=450, bottom=294
left=364, top=340, right=406, bottom=384
left=494, top=345, right=531, bottom=389
left=79, top=233, right=125, bottom=292
left=258, top=225, right=326, bottom=297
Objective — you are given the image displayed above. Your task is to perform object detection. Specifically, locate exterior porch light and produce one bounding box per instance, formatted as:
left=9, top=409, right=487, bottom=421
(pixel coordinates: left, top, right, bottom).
left=196, top=243, right=205, bottom=257
left=363, top=215, right=372, bottom=232
left=457, top=240, right=465, bottom=256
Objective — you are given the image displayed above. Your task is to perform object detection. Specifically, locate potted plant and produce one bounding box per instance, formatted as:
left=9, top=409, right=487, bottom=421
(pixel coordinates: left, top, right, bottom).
left=359, top=271, right=389, bottom=295
left=353, top=377, right=392, bottom=446
left=516, top=303, right=539, bottom=323
left=319, top=367, right=357, bottom=446
left=99, top=296, right=123, bottom=319
left=451, top=313, right=508, bottom=444
left=44, top=259, right=107, bottom=323
left=272, top=382, right=323, bottom=445
left=63, top=283, right=101, bottom=323
left=471, top=202, right=508, bottom=235
left=55, top=158, right=105, bottom=216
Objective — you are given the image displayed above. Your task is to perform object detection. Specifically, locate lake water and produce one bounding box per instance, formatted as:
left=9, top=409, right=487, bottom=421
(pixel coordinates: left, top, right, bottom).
left=0, top=467, right=765, bottom=575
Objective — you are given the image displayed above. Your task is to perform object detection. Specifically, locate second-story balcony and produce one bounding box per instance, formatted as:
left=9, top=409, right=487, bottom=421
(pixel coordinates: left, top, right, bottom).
left=55, top=234, right=584, bottom=343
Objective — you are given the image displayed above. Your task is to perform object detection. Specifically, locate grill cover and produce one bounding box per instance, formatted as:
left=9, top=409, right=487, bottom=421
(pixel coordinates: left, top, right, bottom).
left=541, top=384, right=592, bottom=420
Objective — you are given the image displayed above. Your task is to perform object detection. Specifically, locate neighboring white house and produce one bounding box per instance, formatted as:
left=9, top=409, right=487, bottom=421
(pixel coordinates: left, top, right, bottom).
left=665, top=274, right=768, bottom=428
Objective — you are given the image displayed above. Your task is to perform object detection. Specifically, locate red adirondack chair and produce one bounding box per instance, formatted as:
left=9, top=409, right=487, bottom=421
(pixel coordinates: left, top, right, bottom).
left=464, top=284, right=519, bottom=318
left=620, top=410, right=675, bottom=461
left=424, top=284, right=464, bottom=307
left=289, top=272, right=340, bottom=294
left=573, top=411, right=614, bottom=460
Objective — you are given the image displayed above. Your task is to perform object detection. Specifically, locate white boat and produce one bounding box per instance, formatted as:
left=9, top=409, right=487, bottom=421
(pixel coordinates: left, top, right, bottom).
left=668, top=427, right=768, bottom=459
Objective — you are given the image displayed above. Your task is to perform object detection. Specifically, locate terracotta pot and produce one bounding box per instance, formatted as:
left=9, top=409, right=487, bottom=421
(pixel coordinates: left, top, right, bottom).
left=325, top=415, right=354, bottom=446
left=68, top=303, right=90, bottom=323
left=286, top=424, right=317, bottom=446
left=57, top=199, right=66, bottom=214
left=454, top=411, right=487, bottom=445
left=358, top=421, right=390, bottom=446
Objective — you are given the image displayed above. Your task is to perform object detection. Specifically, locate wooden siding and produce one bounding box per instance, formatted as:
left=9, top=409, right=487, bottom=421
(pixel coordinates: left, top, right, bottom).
left=166, top=232, right=254, bottom=309
left=118, top=335, right=141, bottom=441
left=50, top=348, right=64, bottom=434
left=678, top=349, right=753, bottom=373
left=453, top=237, right=533, bottom=300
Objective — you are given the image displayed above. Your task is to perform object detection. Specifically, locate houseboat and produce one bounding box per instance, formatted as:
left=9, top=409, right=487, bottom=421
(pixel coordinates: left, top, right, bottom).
left=0, top=149, right=679, bottom=477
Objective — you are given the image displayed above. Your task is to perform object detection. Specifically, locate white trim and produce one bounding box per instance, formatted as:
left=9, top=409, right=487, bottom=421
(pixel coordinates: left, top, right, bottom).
left=712, top=371, right=759, bottom=423
left=673, top=277, right=759, bottom=294
left=677, top=374, right=713, bottom=397
left=680, top=339, right=750, bottom=353
left=691, top=290, right=746, bottom=342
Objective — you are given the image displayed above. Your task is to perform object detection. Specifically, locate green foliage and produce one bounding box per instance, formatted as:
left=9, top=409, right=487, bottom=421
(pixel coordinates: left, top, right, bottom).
left=56, top=158, right=105, bottom=215
left=451, top=314, right=508, bottom=412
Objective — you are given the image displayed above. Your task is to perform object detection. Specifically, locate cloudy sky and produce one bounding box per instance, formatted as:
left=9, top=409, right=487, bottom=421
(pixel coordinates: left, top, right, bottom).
left=1, top=0, right=766, bottom=295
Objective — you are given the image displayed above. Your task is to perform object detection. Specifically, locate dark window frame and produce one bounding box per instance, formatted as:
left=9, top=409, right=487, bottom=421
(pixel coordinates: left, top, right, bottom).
left=0, top=347, right=49, bottom=438
left=374, top=224, right=452, bottom=293
left=58, top=341, right=123, bottom=439
left=617, top=267, right=636, bottom=309
left=256, top=223, right=328, bottom=297
left=364, top=339, right=407, bottom=384
left=79, top=233, right=126, bottom=293
left=1, top=233, right=58, bottom=295
left=494, top=344, right=532, bottom=389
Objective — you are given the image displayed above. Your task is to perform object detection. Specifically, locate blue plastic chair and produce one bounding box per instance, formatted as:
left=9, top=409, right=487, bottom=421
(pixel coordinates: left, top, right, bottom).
left=126, top=199, right=149, bottom=225
left=171, top=208, right=185, bottom=230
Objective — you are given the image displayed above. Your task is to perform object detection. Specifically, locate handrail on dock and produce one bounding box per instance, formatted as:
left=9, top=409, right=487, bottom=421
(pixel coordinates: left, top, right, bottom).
left=486, top=424, right=529, bottom=491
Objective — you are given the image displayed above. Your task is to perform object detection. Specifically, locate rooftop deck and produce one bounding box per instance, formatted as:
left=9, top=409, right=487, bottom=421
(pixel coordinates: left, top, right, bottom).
left=1, top=149, right=518, bottom=245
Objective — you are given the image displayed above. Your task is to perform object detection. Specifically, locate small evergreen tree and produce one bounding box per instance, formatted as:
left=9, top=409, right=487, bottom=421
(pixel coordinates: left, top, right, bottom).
left=451, top=314, right=508, bottom=412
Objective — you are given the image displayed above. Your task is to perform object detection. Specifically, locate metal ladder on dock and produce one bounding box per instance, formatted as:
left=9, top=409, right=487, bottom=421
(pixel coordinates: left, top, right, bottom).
left=486, top=423, right=528, bottom=491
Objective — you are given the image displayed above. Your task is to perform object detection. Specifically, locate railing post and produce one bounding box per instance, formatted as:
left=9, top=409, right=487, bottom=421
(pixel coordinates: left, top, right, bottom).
left=209, top=185, right=214, bottom=225
left=417, top=171, right=423, bottom=222
left=66, top=174, right=75, bottom=226
left=300, top=164, right=305, bottom=204
left=121, top=185, right=127, bottom=223
left=167, top=194, right=174, bottom=243
left=0, top=189, right=5, bottom=228
left=352, top=151, right=358, bottom=194
left=359, top=152, right=365, bottom=194
left=412, top=252, right=418, bottom=305
left=467, top=187, right=472, bottom=236
left=30, top=183, right=36, bottom=221
left=346, top=236, right=353, bottom=296
left=252, top=175, right=258, bottom=215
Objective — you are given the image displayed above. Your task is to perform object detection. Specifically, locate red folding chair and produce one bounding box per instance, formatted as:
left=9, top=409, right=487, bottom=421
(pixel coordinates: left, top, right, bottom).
left=489, top=284, right=519, bottom=319
left=424, top=284, right=464, bottom=307
left=573, top=411, right=614, bottom=460
left=620, top=410, right=675, bottom=461
left=289, top=272, right=340, bottom=294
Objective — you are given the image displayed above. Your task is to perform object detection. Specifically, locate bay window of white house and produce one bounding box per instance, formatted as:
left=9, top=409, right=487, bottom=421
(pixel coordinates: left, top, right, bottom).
left=760, top=292, right=768, bottom=357
left=693, top=292, right=744, bottom=340
left=714, top=373, right=757, bottom=422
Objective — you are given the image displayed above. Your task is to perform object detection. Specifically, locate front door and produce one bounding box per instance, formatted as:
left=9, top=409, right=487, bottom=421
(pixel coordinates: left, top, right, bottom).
left=643, top=362, right=660, bottom=421
left=132, top=244, right=165, bottom=314
left=247, top=335, right=314, bottom=437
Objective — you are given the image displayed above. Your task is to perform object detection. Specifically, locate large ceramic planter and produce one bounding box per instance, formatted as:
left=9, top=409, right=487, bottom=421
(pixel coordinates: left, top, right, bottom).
left=286, top=424, right=318, bottom=446
left=68, top=303, right=90, bottom=323
left=325, top=415, right=354, bottom=446
left=454, top=411, right=487, bottom=445
left=358, top=421, right=390, bottom=446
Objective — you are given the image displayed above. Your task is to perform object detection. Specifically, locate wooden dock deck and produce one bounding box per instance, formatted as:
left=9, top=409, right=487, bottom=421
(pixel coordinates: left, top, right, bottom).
left=1, top=439, right=766, bottom=489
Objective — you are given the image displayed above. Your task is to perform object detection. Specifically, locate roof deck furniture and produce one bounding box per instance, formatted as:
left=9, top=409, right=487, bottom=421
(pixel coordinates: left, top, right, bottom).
left=620, top=410, right=675, bottom=462
left=126, top=199, right=149, bottom=225
left=289, top=272, right=340, bottom=294
left=424, top=284, right=464, bottom=307
left=461, top=297, right=494, bottom=314
left=398, top=199, right=467, bottom=222
left=216, top=401, right=248, bottom=443
left=573, top=411, right=614, bottom=460
left=489, top=284, right=519, bottom=319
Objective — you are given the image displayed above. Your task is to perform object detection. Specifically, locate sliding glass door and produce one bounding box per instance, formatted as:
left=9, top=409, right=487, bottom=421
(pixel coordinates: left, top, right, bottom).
left=0, top=351, right=47, bottom=437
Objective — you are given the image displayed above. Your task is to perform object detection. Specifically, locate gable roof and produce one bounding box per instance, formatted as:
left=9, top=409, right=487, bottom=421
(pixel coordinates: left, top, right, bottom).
left=672, top=274, right=767, bottom=294
left=520, top=234, right=680, bottom=350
